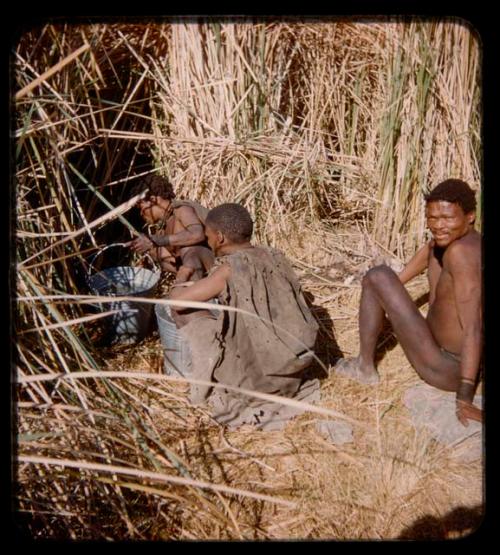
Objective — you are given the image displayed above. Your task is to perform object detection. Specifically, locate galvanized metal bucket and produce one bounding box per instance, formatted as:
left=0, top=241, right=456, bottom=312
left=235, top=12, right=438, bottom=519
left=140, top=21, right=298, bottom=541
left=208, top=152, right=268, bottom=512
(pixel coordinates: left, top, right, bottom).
left=154, top=303, right=192, bottom=376
left=87, top=244, right=161, bottom=345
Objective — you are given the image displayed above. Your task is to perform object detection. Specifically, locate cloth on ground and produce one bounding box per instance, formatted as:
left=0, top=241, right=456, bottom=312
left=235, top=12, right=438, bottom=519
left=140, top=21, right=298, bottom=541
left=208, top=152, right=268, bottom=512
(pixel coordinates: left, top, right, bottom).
left=179, top=245, right=320, bottom=430
left=403, top=382, right=482, bottom=462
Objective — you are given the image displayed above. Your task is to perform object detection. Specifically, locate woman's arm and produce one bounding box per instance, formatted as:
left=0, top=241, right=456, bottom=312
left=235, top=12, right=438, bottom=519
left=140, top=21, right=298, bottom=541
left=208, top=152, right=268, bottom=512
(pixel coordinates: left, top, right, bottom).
left=151, top=206, right=205, bottom=248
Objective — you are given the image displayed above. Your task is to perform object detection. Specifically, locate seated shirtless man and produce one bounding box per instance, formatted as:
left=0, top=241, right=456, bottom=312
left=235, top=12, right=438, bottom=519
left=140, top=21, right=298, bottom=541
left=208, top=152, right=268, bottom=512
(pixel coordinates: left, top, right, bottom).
left=127, top=174, right=214, bottom=284
left=335, top=179, right=482, bottom=426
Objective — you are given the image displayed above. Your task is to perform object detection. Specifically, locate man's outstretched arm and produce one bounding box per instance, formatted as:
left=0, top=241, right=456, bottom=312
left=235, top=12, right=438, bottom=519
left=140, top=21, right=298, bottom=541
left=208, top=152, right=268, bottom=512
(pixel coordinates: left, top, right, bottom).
left=447, top=241, right=483, bottom=425
left=169, top=264, right=231, bottom=309
left=398, top=242, right=431, bottom=285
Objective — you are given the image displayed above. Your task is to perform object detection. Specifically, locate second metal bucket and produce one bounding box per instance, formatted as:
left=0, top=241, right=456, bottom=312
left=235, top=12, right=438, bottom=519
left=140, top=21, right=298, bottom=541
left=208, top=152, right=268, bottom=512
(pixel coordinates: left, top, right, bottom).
left=155, top=303, right=192, bottom=376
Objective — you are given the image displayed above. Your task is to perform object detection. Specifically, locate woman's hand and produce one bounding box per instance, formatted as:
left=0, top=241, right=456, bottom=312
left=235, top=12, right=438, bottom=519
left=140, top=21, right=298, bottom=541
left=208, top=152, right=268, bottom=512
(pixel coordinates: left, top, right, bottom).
left=127, top=234, right=154, bottom=253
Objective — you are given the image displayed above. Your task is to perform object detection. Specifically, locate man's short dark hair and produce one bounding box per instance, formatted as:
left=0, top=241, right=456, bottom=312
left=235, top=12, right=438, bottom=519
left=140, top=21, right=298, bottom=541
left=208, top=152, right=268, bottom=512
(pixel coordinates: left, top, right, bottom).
left=425, top=179, right=477, bottom=214
left=205, top=203, right=254, bottom=243
left=132, top=174, right=175, bottom=200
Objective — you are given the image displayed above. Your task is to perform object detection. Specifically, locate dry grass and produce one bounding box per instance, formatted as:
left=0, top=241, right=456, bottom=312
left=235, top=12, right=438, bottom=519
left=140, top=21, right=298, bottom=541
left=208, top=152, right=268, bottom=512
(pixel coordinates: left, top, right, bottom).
left=15, top=226, right=484, bottom=541
left=13, top=20, right=483, bottom=541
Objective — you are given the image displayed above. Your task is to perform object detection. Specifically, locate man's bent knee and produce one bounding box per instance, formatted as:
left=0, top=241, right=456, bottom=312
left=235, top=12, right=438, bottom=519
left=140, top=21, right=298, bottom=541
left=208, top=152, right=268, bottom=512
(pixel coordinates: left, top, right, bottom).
left=362, top=264, right=397, bottom=289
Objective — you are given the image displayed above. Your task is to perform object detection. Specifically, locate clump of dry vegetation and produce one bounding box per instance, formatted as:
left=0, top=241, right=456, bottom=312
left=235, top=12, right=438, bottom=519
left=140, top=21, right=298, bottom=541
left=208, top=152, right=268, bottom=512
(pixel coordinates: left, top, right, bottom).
left=13, top=18, right=483, bottom=540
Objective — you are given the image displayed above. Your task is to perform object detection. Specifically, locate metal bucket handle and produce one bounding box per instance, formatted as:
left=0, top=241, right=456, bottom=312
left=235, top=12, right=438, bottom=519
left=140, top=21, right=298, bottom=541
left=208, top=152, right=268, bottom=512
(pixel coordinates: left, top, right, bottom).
left=87, top=242, right=160, bottom=285
left=86, top=243, right=129, bottom=283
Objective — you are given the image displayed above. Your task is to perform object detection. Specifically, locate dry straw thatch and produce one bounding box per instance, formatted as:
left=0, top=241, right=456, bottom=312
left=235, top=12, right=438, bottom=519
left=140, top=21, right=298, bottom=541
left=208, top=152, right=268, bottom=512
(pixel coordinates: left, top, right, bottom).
left=13, top=19, right=483, bottom=540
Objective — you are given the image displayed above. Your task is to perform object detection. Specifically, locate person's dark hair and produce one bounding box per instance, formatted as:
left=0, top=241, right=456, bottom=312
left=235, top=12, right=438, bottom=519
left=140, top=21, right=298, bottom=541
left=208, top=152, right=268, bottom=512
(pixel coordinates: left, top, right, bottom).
left=425, top=179, right=476, bottom=214
left=132, top=174, right=175, bottom=200
left=205, top=203, right=254, bottom=243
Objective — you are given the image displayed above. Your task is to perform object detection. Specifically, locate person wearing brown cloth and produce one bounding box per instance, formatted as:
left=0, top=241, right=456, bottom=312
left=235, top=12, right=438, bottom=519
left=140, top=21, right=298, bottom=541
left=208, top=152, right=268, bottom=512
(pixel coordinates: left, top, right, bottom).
left=169, top=203, right=320, bottom=430
left=334, top=179, right=483, bottom=427
left=126, top=174, right=214, bottom=284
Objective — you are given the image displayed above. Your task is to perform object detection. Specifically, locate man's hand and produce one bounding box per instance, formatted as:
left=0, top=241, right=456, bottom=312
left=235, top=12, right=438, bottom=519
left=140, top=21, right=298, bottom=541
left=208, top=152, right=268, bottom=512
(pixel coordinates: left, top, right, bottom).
left=127, top=234, right=154, bottom=253
left=456, top=399, right=483, bottom=427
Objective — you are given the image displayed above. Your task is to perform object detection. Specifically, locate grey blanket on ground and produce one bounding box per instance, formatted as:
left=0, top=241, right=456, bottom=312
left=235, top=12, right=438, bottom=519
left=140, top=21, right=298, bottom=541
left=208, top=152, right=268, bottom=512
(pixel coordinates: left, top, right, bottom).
left=180, top=246, right=320, bottom=431
left=403, top=382, right=483, bottom=462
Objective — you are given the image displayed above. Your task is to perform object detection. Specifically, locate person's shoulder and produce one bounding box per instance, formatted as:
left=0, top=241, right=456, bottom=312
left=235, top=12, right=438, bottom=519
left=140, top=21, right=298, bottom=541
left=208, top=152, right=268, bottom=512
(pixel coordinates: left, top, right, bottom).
left=448, top=230, right=481, bottom=252
left=173, top=202, right=203, bottom=219
left=173, top=199, right=206, bottom=211
left=173, top=201, right=195, bottom=213
left=211, top=262, right=231, bottom=275
left=208, top=260, right=232, bottom=282
left=223, top=246, right=264, bottom=266
left=247, top=245, right=290, bottom=264
left=257, top=245, right=286, bottom=257
left=445, top=231, right=481, bottom=265
left=256, top=246, right=299, bottom=275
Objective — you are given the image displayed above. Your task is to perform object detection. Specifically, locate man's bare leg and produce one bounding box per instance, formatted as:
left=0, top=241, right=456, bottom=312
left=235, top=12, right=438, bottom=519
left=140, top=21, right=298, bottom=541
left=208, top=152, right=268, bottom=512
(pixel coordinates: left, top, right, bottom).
left=335, top=265, right=460, bottom=390
left=335, top=275, right=384, bottom=384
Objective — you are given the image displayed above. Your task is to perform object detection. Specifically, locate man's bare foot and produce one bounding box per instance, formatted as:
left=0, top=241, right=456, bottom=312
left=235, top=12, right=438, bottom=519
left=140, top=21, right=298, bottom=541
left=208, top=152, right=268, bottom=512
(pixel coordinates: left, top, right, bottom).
left=334, top=357, right=380, bottom=385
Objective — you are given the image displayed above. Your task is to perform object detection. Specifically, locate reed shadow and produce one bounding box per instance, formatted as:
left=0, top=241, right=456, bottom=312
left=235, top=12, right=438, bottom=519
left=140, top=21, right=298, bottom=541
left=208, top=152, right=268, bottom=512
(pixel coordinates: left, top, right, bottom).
left=303, top=291, right=343, bottom=380
left=398, top=504, right=484, bottom=539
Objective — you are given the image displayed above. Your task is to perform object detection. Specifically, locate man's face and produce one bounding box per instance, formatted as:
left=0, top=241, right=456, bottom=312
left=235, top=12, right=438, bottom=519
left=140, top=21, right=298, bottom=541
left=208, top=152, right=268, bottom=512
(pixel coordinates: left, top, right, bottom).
left=205, top=223, right=223, bottom=255
left=137, top=195, right=171, bottom=225
left=425, top=200, right=474, bottom=248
